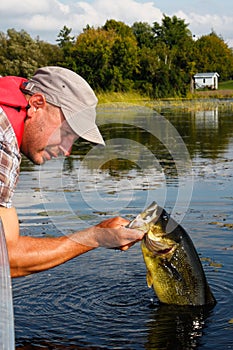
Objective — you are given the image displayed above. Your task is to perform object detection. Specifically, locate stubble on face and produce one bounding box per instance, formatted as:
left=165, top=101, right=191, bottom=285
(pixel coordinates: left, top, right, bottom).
left=20, top=105, right=64, bottom=165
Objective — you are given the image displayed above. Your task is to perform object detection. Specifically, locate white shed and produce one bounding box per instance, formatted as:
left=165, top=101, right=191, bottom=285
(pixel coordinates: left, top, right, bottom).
left=194, top=72, right=219, bottom=90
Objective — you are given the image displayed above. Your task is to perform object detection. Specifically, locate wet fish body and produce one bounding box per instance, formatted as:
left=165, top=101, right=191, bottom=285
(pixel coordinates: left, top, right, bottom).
left=129, top=202, right=216, bottom=306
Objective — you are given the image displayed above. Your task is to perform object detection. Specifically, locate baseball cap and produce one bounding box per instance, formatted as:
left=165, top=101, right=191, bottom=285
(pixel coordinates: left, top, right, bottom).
left=20, top=66, right=105, bottom=145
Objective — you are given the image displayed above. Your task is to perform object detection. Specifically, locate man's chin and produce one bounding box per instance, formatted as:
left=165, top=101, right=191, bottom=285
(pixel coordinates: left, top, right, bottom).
left=30, top=158, right=44, bottom=166
left=36, top=155, right=48, bottom=165
left=22, top=152, right=46, bottom=166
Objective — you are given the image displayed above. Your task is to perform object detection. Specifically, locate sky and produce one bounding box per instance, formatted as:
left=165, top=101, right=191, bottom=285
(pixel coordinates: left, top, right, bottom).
left=0, top=0, right=233, bottom=46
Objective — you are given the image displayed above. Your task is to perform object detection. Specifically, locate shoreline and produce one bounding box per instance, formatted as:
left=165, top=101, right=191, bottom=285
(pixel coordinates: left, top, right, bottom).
left=97, top=90, right=233, bottom=112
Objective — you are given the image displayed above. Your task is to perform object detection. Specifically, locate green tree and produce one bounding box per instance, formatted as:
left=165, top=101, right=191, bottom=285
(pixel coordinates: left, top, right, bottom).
left=37, top=40, right=63, bottom=67
left=150, top=15, right=194, bottom=97
left=56, top=26, right=76, bottom=70
left=103, top=19, right=133, bottom=37
left=153, top=15, right=192, bottom=48
left=0, top=29, right=43, bottom=76
left=73, top=26, right=117, bottom=89
left=134, top=45, right=161, bottom=96
left=1, top=16, right=233, bottom=98
left=194, top=31, right=233, bottom=80
left=109, top=34, right=139, bottom=91
left=56, top=25, right=75, bottom=48
left=73, top=20, right=139, bottom=92
left=131, top=21, right=155, bottom=48
left=103, top=20, right=139, bottom=91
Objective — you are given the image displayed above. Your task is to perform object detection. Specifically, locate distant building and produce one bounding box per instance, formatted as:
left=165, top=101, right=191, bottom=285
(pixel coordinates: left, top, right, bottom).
left=193, top=72, right=219, bottom=90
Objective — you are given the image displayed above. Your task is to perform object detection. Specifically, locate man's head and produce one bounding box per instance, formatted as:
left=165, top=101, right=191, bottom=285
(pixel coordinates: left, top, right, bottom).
left=20, top=66, right=104, bottom=165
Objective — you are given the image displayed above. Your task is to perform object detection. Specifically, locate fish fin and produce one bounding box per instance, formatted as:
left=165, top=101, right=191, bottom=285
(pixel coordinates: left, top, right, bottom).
left=146, top=270, right=154, bottom=288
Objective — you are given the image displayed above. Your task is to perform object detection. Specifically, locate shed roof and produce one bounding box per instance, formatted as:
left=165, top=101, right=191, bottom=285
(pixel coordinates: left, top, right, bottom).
left=194, top=72, right=219, bottom=78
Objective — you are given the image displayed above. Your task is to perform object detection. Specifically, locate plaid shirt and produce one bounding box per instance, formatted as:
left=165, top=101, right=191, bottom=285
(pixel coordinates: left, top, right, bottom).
left=0, top=107, right=21, bottom=208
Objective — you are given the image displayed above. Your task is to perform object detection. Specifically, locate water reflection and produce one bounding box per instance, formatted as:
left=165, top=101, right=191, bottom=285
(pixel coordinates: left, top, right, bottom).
left=20, top=105, right=233, bottom=173
left=14, top=103, right=233, bottom=350
left=15, top=304, right=212, bottom=350
left=194, top=108, right=219, bottom=129
left=159, top=107, right=233, bottom=159
left=145, top=304, right=213, bottom=350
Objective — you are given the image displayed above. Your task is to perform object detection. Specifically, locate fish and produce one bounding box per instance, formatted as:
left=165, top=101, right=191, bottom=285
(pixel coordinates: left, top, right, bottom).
left=128, top=202, right=216, bottom=306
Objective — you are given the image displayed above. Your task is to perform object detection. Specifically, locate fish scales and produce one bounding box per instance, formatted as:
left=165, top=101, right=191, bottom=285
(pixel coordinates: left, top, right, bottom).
left=129, top=202, right=216, bottom=306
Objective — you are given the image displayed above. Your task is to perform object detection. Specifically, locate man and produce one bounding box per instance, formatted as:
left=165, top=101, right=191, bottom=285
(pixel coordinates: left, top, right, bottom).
left=0, top=66, right=144, bottom=278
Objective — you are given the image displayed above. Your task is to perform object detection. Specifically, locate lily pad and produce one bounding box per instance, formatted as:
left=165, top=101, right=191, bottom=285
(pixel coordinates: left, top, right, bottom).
left=37, top=211, right=70, bottom=217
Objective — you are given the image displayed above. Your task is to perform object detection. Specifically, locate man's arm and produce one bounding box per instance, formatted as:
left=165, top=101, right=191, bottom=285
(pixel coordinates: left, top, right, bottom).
left=0, top=207, right=144, bottom=278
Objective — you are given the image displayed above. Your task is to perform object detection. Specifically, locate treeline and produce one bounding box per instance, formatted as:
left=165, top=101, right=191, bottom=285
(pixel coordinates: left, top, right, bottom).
left=0, top=15, right=233, bottom=98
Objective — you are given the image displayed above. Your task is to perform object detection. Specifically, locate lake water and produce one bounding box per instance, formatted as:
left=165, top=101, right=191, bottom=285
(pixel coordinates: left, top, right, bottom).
left=12, top=104, right=233, bottom=349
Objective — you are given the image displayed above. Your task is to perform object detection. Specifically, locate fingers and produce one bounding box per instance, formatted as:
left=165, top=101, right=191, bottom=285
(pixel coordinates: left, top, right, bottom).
left=117, top=227, right=145, bottom=250
left=73, top=217, right=146, bottom=250
left=96, top=216, right=130, bottom=229
left=118, top=234, right=144, bottom=251
left=92, top=225, right=145, bottom=249
left=119, top=243, right=133, bottom=251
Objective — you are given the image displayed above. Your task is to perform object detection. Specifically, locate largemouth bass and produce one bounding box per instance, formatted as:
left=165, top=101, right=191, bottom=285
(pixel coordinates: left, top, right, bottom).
left=129, top=202, right=216, bottom=306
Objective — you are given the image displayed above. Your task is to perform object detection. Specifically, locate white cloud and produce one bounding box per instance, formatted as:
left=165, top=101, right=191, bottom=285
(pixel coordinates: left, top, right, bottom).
left=0, top=0, right=51, bottom=15
left=26, top=15, right=63, bottom=31
left=0, top=0, right=232, bottom=45
left=176, top=10, right=233, bottom=43
left=93, top=0, right=162, bottom=24
left=0, top=0, right=164, bottom=41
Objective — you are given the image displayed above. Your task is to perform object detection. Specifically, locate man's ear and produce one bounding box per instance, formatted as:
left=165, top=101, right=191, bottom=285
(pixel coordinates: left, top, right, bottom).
left=27, top=93, right=46, bottom=117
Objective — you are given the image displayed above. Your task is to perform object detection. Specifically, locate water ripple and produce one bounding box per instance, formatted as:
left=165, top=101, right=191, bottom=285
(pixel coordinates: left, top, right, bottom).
left=13, top=245, right=233, bottom=349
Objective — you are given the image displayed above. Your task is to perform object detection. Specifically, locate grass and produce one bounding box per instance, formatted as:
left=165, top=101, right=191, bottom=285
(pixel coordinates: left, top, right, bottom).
left=219, top=80, right=233, bottom=90
left=96, top=82, right=233, bottom=112
left=97, top=91, right=147, bottom=104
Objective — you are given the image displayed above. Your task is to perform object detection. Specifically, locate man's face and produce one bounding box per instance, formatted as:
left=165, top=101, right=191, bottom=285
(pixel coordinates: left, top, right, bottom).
left=21, top=103, right=78, bottom=165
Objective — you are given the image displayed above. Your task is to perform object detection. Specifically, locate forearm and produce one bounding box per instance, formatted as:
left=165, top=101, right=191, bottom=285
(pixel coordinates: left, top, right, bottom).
left=1, top=207, right=96, bottom=277
left=1, top=207, right=144, bottom=278
left=9, top=234, right=95, bottom=277
left=8, top=223, right=143, bottom=277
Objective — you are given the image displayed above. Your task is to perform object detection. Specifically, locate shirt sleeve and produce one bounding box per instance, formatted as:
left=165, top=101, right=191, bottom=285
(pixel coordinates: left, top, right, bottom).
left=0, top=109, right=21, bottom=208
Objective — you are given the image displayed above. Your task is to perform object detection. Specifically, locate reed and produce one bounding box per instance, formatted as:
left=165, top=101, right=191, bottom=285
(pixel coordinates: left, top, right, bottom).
left=97, top=91, right=147, bottom=104
left=97, top=91, right=233, bottom=112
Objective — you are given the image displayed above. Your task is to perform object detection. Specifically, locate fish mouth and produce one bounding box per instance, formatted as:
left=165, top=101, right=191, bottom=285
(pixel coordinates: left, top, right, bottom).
left=143, top=234, right=174, bottom=255
left=128, top=202, right=162, bottom=230
left=141, top=201, right=160, bottom=224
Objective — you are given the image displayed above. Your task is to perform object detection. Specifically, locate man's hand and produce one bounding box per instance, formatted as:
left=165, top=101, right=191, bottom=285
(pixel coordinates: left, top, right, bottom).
left=96, top=216, right=129, bottom=228
left=94, top=216, right=145, bottom=251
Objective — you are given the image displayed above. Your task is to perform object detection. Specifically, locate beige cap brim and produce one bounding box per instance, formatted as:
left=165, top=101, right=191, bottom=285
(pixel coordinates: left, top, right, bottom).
left=61, top=105, right=105, bottom=145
